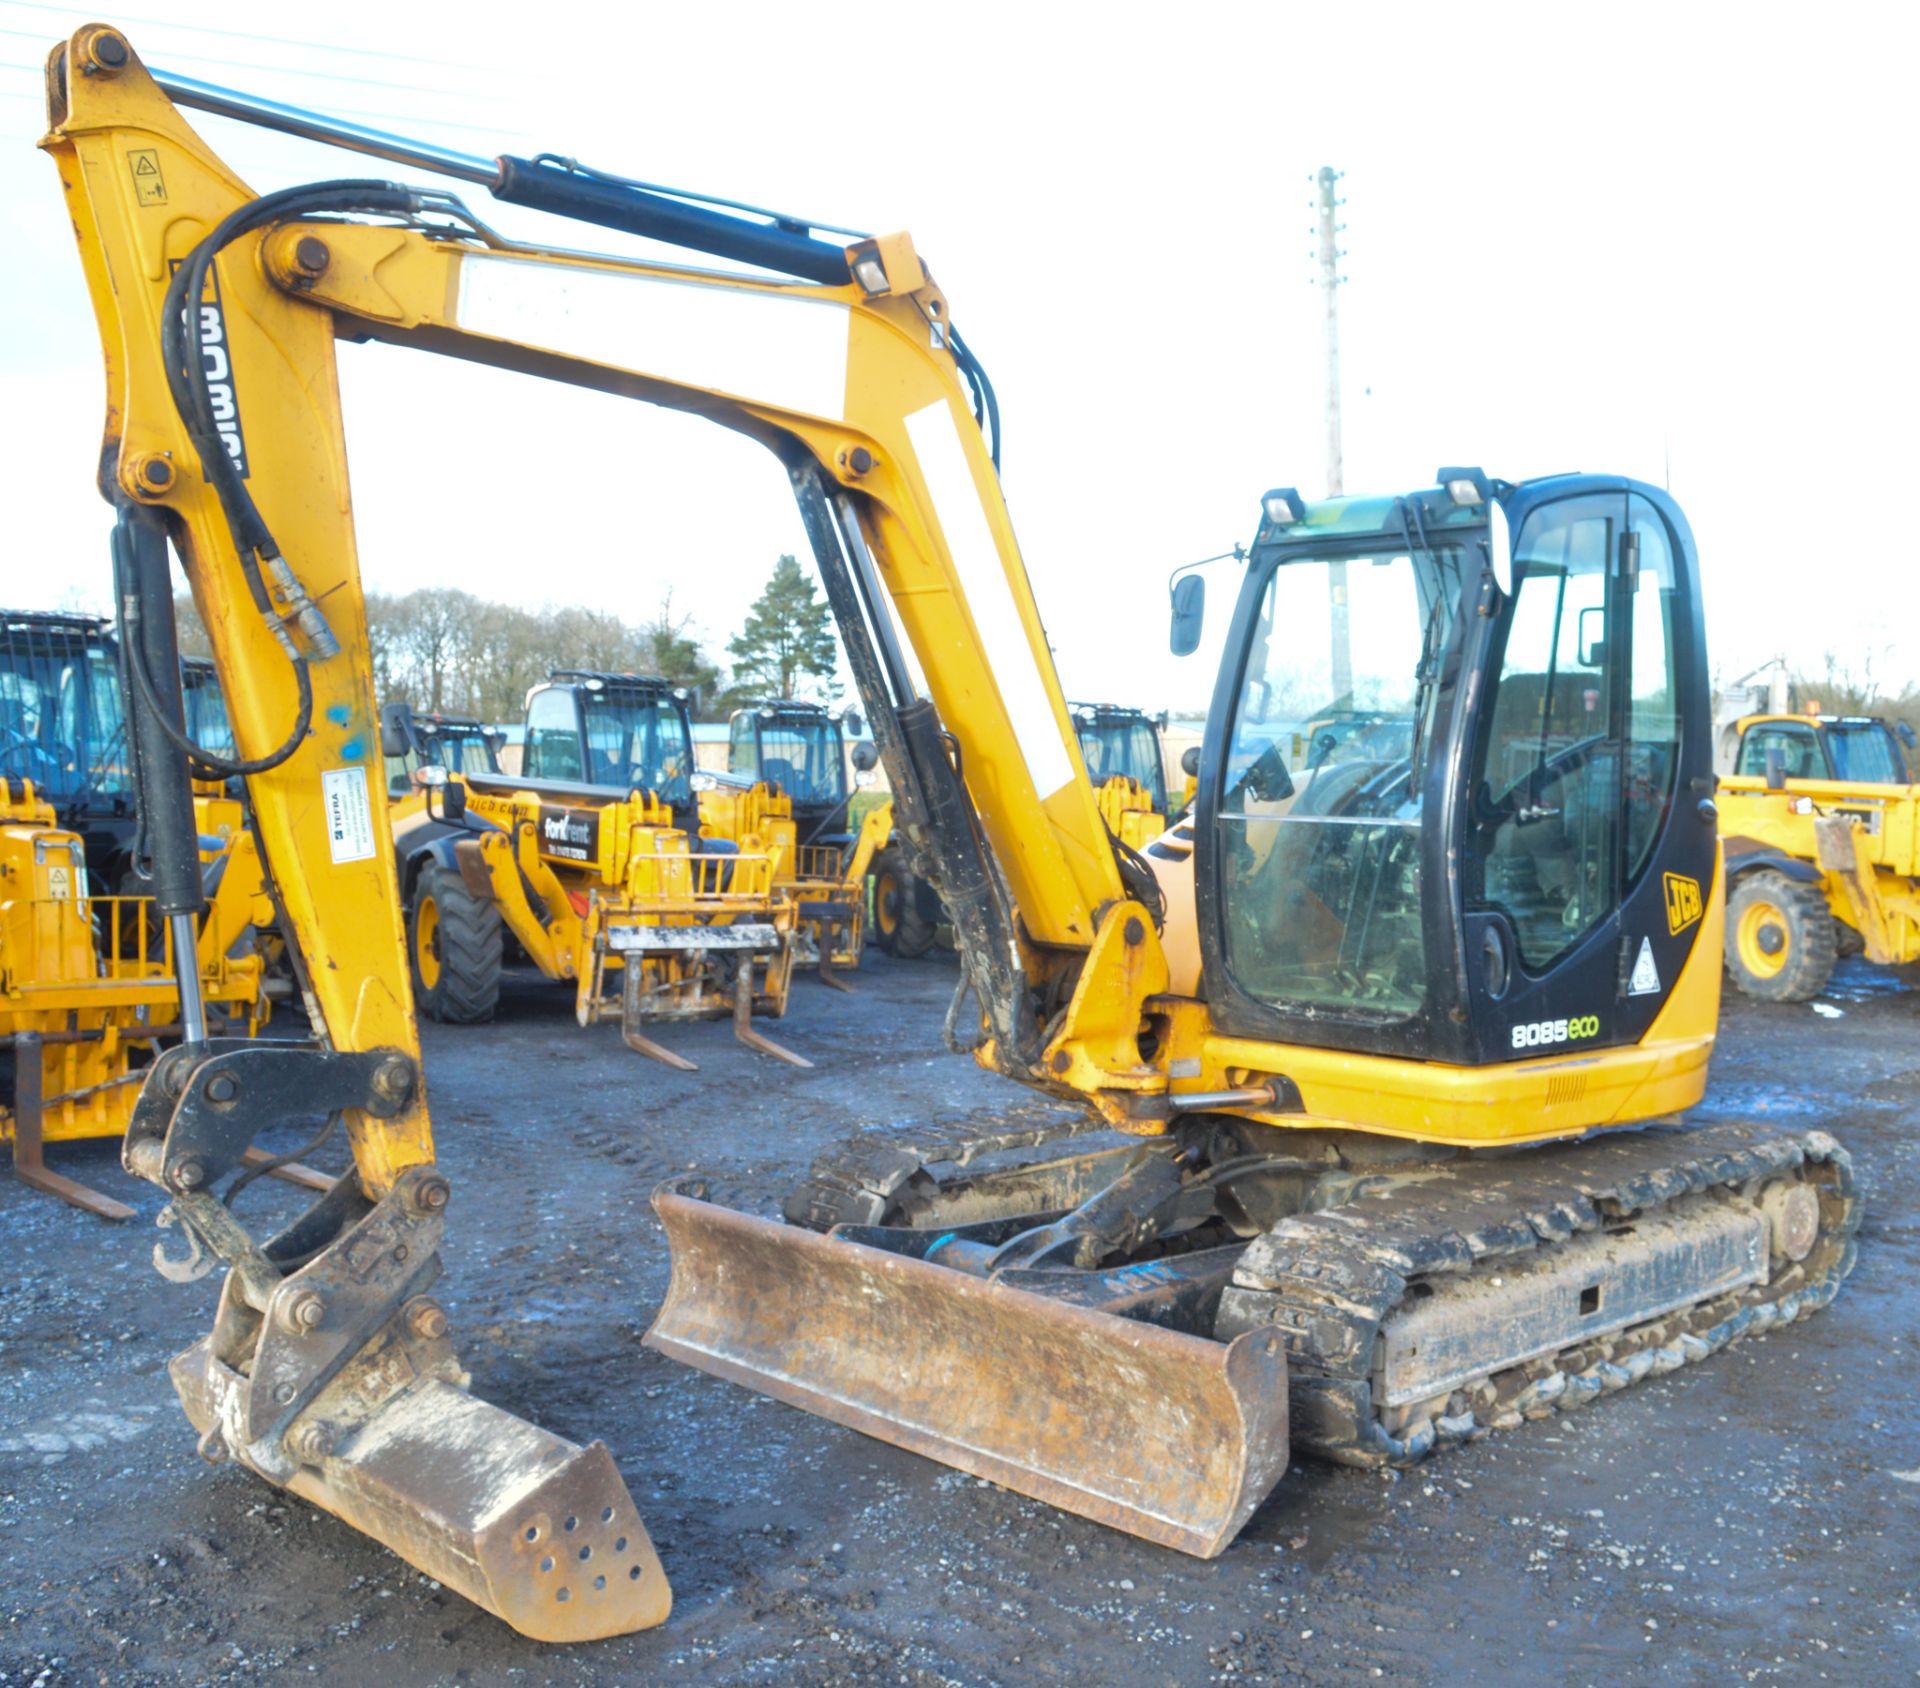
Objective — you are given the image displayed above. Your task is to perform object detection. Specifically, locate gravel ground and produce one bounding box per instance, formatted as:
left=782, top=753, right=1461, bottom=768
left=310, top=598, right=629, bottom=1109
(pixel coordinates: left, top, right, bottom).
left=3, top=951, right=1918, bottom=1687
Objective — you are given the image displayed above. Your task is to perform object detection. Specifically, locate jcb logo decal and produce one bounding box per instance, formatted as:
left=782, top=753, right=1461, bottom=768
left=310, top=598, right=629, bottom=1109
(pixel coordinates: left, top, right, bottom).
left=1664, top=872, right=1703, bottom=935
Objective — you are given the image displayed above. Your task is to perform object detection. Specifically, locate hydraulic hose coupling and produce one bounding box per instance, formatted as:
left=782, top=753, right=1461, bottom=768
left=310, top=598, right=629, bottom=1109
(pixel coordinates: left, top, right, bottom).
left=263, top=553, right=341, bottom=660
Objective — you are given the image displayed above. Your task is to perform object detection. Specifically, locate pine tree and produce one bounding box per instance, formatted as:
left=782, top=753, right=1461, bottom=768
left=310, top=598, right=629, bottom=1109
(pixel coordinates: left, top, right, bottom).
left=726, top=554, right=839, bottom=701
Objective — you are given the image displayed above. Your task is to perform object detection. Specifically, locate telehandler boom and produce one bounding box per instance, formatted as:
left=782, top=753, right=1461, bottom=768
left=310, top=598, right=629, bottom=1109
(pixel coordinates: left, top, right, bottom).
left=42, top=24, right=1857, bottom=1635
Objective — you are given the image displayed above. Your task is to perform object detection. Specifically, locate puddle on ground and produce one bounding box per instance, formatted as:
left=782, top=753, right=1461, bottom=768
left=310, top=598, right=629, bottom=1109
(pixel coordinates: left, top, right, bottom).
left=1820, top=961, right=1920, bottom=1003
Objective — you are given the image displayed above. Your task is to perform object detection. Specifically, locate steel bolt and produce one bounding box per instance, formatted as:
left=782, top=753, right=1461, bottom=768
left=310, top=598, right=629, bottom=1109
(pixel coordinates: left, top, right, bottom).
left=372, top=1056, right=415, bottom=1106
left=1050, top=1049, right=1071, bottom=1075
left=1123, top=916, right=1146, bottom=946
left=846, top=446, right=875, bottom=476
left=292, top=236, right=331, bottom=278
left=411, top=1172, right=451, bottom=1213
left=203, top=1071, right=240, bottom=1105
left=170, top=1157, right=206, bottom=1192
left=273, top=1381, right=296, bottom=1404
left=281, top=1290, right=326, bottom=1334
left=286, top=1420, right=334, bottom=1464
left=407, top=1298, right=449, bottom=1342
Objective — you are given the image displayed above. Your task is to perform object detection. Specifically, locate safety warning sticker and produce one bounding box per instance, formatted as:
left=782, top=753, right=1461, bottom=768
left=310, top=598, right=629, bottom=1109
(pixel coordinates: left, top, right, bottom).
left=322, top=766, right=377, bottom=864
left=128, top=147, right=167, bottom=205
left=1628, top=936, right=1662, bottom=996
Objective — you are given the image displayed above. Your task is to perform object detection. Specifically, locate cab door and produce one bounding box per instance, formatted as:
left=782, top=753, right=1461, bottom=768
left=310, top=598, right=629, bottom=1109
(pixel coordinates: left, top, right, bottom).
left=1460, top=486, right=1705, bottom=1059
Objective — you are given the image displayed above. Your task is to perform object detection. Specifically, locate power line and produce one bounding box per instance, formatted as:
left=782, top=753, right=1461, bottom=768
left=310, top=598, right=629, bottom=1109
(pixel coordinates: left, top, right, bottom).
left=0, top=0, right=554, bottom=79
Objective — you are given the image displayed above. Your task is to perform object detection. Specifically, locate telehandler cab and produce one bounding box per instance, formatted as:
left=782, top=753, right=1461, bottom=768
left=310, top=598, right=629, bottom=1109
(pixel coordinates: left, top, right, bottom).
left=41, top=27, right=1856, bottom=1641
left=716, top=698, right=893, bottom=981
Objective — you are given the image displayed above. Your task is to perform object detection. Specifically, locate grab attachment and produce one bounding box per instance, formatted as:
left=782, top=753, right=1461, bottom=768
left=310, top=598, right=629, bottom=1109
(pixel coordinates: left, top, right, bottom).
left=646, top=1186, right=1291, bottom=1557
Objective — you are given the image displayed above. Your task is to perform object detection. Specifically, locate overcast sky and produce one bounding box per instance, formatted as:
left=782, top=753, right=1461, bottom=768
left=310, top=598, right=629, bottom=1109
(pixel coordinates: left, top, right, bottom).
left=4, top=1, right=1915, bottom=713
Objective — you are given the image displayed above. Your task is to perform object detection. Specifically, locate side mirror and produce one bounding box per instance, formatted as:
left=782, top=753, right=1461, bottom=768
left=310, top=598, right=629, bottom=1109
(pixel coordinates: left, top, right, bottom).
left=851, top=740, right=879, bottom=772
left=388, top=772, right=412, bottom=799
left=440, top=778, right=468, bottom=822
left=844, top=709, right=866, bottom=737
left=379, top=701, right=417, bottom=758
left=1764, top=747, right=1787, bottom=792
left=1180, top=745, right=1201, bottom=777
left=1486, top=499, right=1514, bottom=596
left=1169, top=574, right=1206, bottom=657
left=1899, top=723, right=1916, bottom=749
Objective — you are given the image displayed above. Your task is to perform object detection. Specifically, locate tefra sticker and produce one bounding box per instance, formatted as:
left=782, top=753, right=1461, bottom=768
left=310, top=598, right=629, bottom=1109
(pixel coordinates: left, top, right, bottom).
left=321, top=766, right=377, bottom=864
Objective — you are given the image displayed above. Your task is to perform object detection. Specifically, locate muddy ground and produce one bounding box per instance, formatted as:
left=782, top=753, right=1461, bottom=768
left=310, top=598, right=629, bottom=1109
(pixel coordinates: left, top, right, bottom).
left=3, top=951, right=1918, bottom=1687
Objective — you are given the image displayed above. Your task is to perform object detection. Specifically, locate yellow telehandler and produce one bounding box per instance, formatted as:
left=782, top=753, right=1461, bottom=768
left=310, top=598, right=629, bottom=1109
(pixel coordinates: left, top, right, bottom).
left=1716, top=708, right=1920, bottom=1000
left=712, top=698, right=893, bottom=984
left=41, top=28, right=1855, bottom=1640
left=384, top=673, right=808, bottom=1067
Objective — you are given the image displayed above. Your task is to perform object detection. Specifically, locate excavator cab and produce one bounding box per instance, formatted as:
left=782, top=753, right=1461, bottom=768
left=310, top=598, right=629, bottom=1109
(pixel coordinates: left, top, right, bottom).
left=1195, top=474, right=1713, bottom=1069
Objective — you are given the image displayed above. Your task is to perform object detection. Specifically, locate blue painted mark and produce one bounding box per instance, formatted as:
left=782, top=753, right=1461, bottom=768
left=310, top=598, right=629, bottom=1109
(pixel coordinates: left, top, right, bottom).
left=341, top=735, right=365, bottom=761
left=325, top=703, right=351, bottom=727
left=926, top=1232, right=959, bottom=1259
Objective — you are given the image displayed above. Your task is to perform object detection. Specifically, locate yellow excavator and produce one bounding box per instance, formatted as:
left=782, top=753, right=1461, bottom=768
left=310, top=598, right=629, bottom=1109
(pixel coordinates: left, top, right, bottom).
left=42, top=28, right=1857, bottom=1643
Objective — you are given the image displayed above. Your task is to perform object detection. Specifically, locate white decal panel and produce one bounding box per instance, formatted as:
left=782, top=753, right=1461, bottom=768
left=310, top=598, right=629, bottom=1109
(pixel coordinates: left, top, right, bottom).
left=903, top=400, right=1073, bottom=803
left=457, top=254, right=850, bottom=422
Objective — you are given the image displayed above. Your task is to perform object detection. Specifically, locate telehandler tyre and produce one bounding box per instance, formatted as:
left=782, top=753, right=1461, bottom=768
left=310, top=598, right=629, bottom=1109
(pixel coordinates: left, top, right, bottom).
left=410, top=860, right=503, bottom=1022
left=1725, top=870, right=1837, bottom=1003
left=870, top=846, right=936, bottom=959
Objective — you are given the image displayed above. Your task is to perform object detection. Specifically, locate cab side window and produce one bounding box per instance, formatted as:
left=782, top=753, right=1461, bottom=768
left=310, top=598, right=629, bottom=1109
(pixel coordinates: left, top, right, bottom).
left=1470, top=496, right=1620, bottom=970
left=524, top=690, right=583, bottom=781
left=729, top=713, right=757, bottom=777
left=1623, top=495, right=1681, bottom=883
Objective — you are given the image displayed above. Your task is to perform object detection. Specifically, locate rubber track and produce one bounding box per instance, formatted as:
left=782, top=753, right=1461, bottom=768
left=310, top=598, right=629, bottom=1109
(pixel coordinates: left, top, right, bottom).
left=1218, top=1119, right=1860, bottom=1467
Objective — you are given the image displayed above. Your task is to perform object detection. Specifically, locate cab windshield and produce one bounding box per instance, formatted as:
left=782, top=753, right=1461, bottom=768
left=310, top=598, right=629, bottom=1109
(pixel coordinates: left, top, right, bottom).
left=757, top=716, right=844, bottom=806
left=582, top=691, right=692, bottom=805
left=1217, top=545, right=1466, bottom=1018
left=1825, top=721, right=1907, bottom=784
left=0, top=633, right=130, bottom=807
left=1079, top=718, right=1167, bottom=813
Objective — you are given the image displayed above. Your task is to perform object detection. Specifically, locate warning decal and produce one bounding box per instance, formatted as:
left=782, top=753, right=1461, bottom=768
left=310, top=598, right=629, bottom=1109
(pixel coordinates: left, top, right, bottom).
left=1628, top=936, right=1662, bottom=997
left=128, top=147, right=167, bottom=205
left=321, top=766, right=377, bottom=864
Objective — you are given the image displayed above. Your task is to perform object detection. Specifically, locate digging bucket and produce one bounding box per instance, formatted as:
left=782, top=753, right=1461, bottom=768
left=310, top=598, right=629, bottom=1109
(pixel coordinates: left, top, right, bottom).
left=646, top=1187, right=1290, bottom=1558
left=171, top=1346, right=671, bottom=1641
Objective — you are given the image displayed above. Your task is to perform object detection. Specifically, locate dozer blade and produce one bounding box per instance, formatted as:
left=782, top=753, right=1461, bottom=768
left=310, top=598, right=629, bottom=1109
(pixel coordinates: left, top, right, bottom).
left=646, top=1188, right=1291, bottom=1558
left=171, top=1348, right=672, bottom=1641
